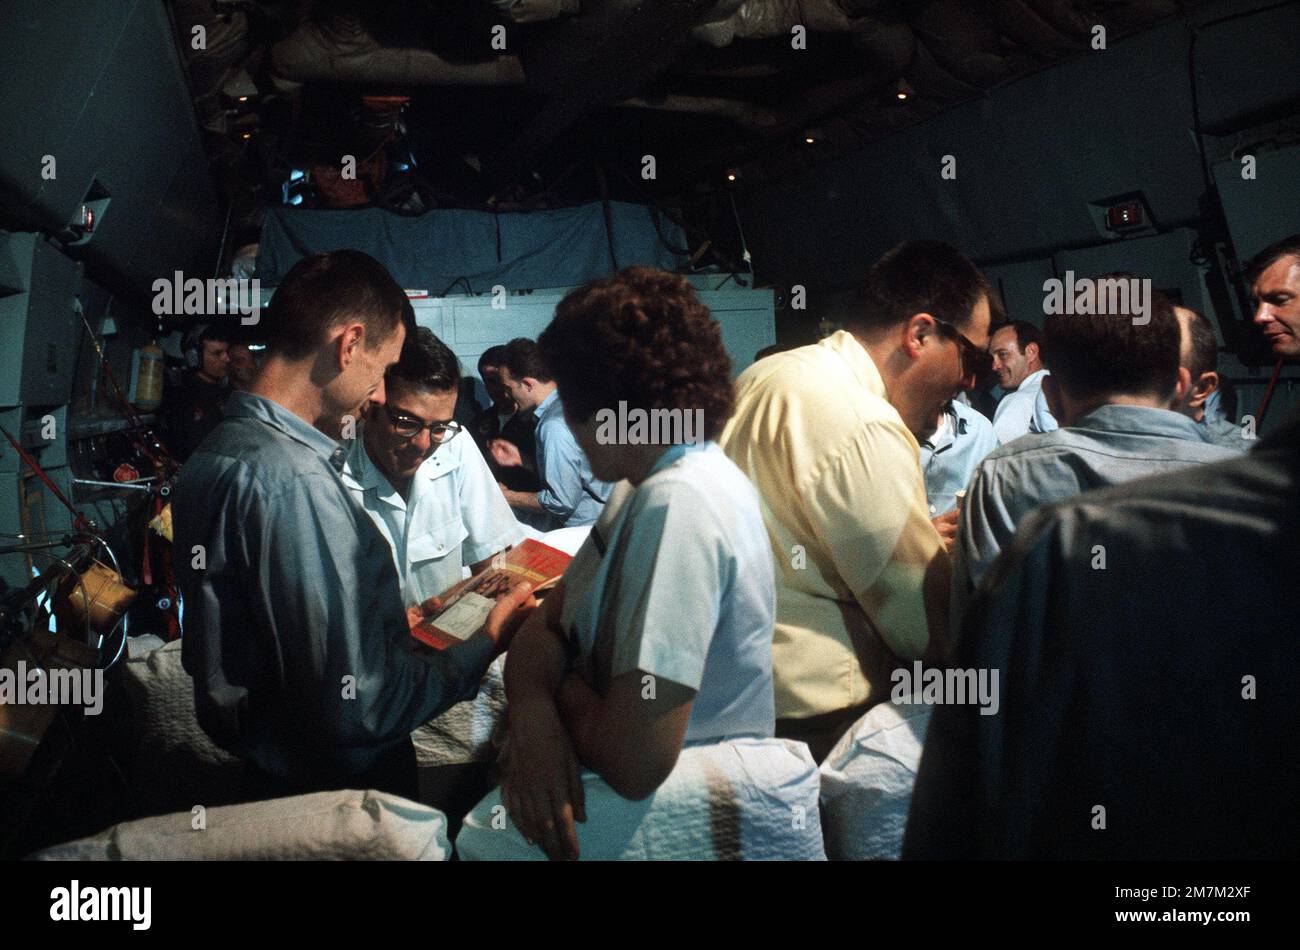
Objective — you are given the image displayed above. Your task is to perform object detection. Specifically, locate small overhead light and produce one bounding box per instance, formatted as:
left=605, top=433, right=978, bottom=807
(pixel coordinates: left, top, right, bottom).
left=805, top=135, right=815, bottom=145
left=241, top=132, right=252, bottom=140
left=896, top=78, right=913, bottom=101
left=725, top=169, right=738, bottom=182
left=221, top=70, right=259, bottom=108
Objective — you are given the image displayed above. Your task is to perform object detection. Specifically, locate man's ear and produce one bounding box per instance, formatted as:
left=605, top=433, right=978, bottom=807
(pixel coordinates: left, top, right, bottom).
left=903, top=313, right=933, bottom=359
left=336, top=322, right=365, bottom=368
left=1190, top=370, right=1219, bottom=411
left=1172, top=366, right=1193, bottom=409
left=1024, top=341, right=1040, bottom=365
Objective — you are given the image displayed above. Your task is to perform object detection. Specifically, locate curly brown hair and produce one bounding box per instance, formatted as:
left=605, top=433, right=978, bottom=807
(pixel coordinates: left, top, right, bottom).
left=538, top=267, right=735, bottom=441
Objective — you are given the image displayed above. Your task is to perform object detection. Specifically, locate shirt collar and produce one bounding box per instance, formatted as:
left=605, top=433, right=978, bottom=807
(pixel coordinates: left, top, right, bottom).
left=536, top=388, right=560, bottom=417
left=825, top=330, right=888, bottom=401
left=224, top=391, right=348, bottom=472
left=1015, top=368, right=1050, bottom=391
left=923, top=405, right=960, bottom=453
left=645, top=440, right=713, bottom=479
left=1073, top=403, right=1212, bottom=443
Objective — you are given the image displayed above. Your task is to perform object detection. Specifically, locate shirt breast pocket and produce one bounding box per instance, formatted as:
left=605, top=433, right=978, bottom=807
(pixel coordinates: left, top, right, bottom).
left=407, top=517, right=468, bottom=565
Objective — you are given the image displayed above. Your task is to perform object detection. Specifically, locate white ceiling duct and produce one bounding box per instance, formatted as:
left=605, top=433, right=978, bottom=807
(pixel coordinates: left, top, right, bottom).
left=268, top=11, right=526, bottom=91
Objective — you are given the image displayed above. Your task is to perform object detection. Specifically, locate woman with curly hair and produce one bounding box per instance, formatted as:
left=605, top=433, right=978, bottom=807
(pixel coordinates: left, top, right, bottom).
left=457, top=267, right=824, bottom=861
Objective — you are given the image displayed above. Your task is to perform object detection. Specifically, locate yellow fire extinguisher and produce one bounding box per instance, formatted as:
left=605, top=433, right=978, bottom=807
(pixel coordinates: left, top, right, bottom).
left=135, top=339, right=165, bottom=410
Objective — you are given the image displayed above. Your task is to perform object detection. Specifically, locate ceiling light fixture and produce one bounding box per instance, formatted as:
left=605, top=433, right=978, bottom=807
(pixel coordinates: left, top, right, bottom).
left=896, top=78, right=913, bottom=101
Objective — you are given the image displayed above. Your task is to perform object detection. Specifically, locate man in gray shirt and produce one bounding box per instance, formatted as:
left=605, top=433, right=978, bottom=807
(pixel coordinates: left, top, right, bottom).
left=174, top=250, right=534, bottom=800
left=906, top=407, right=1300, bottom=859
left=954, top=279, right=1238, bottom=619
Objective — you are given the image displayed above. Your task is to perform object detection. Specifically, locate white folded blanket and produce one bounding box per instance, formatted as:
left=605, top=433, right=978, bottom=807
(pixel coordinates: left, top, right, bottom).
left=818, top=700, right=932, bottom=860
left=31, top=789, right=451, bottom=861
left=456, top=737, right=826, bottom=861
left=411, top=654, right=507, bottom=767
left=120, top=638, right=245, bottom=813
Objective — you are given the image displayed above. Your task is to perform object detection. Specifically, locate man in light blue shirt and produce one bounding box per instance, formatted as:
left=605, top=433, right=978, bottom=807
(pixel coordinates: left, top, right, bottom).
left=917, top=399, right=1000, bottom=517
left=174, top=251, right=531, bottom=801
left=491, top=337, right=613, bottom=528
left=955, top=285, right=1238, bottom=622
left=343, top=328, right=523, bottom=606
left=989, top=321, right=1058, bottom=443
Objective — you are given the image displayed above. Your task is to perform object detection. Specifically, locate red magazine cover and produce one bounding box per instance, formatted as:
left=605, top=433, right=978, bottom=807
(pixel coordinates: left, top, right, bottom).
left=410, top=538, right=571, bottom=650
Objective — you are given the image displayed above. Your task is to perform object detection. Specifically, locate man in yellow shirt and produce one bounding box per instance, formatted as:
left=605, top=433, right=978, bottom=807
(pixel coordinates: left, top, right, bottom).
left=720, top=240, right=995, bottom=759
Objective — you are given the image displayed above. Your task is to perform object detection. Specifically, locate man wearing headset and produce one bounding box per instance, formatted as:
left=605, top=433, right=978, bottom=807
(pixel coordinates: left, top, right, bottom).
left=163, top=324, right=232, bottom=462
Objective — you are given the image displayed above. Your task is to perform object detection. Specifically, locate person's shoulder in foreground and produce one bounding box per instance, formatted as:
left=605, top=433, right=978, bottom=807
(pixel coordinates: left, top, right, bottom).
left=904, top=410, right=1300, bottom=860
left=978, top=402, right=1233, bottom=461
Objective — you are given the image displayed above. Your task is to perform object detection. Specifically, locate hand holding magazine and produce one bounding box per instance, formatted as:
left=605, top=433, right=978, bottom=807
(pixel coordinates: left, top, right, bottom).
left=410, top=539, right=571, bottom=650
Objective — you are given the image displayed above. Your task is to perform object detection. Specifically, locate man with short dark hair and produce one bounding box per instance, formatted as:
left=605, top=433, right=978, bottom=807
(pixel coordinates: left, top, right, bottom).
left=164, top=325, right=232, bottom=461
left=343, top=327, right=522, bottom=606
left=1170, top=305, right=1244, bottom=450
left=471, top=345, right=541, bottom=495
left=1247, top=233, right=1300, bottom=359
left=174, top=250, right=533, bottom=801
left=490, top=337, right=613, bottom=529
left=988, top=320, right=1057, bottom=443
left=720, top=239, right=995, bottom=760
left=954, top=279, right=1238, bottom=608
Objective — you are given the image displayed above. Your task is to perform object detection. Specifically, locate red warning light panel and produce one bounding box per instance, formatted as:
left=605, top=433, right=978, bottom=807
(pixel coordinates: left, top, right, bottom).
left=1105, top=200, right=1145, bottom=231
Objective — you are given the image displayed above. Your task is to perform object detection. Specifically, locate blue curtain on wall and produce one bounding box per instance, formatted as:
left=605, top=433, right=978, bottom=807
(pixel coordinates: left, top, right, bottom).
left=257, top=201, right=688, bottom=290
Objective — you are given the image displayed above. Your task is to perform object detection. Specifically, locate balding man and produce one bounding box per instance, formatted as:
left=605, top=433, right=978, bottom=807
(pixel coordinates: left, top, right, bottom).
left=1170, top=305, right=1245, bottom=451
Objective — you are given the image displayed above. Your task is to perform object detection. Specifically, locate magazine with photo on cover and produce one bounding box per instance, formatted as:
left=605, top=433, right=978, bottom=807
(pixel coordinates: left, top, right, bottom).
left=410, top=538, right=571, bottom=650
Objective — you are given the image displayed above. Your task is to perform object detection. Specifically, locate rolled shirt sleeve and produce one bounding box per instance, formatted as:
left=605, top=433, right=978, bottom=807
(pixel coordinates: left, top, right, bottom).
left=604, top=488, right=723, bottom=691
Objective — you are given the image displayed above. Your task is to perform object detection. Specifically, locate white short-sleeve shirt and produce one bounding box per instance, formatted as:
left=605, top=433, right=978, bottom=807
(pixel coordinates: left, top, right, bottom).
left=992, top=368, right=1058, bottom=444
left=342, top=428, right=524, bottom=606
left=559, top=442, right=776, bottom=744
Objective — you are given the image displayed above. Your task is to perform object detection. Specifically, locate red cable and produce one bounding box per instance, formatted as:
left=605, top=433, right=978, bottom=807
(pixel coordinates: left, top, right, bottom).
left=1255, top=357, right=1285, bottom=428
left=0, top=423, right=92, bottom=533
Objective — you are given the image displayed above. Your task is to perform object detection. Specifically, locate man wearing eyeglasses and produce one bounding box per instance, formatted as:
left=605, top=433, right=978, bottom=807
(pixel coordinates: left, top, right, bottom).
left=343, top=327, right=524, bottom=607
left=720, top=240, right=994, bottom=761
